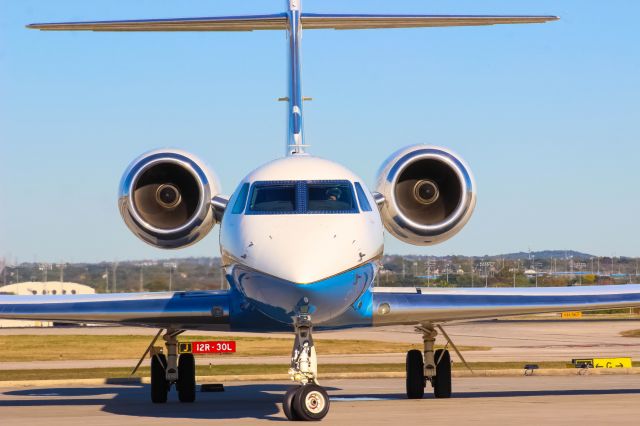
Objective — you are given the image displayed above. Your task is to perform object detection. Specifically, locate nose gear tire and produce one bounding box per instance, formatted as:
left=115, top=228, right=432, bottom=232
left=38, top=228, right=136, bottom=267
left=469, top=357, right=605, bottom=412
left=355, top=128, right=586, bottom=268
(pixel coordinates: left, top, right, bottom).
left=293, top=384, right=330, bottom=421
left=283, top=386, right=303, bottom=421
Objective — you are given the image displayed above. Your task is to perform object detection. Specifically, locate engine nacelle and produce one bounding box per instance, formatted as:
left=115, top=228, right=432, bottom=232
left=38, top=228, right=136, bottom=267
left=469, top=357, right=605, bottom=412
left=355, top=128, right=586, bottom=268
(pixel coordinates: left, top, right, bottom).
left=376, top=145, right=476, bottom=246
left=118, top=149, right=221, bottom=249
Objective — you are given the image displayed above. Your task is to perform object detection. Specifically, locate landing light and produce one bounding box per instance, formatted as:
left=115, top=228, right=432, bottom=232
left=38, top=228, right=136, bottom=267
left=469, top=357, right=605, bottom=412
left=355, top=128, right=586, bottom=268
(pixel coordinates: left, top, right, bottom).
left=378, top=303, right=391, bottom=315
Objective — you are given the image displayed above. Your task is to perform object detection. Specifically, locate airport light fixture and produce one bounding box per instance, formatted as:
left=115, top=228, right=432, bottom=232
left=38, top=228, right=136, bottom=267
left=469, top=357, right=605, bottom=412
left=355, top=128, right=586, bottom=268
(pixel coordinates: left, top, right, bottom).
left=164, top=262, right=178, bottom=292
left=135, top=261, right=156, bottom=292
left=38, top=263, right=51, bottom=282
left=444, top=262, right=452, bottom=284
left=112, top=262, right=119, bottom=293
left=574, top=262, right=587, bottom=285
left=426, top=258, right=437, bottom=286
left=56, top=263, right=67, bottom=282
left=478, top=261, right=494, bottom=288
left=509, top=264, right=518, bottom=288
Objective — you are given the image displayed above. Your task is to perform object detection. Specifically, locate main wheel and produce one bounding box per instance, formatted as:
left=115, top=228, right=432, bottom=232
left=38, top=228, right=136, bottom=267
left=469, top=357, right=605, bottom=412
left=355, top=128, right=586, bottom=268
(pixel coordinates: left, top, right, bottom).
left=433, top=349, right=452, bottom=398
left=293, top=384, right=330, bottom=421
left=151, top=353, right=169, bottom=403
left=177, top=353, right=196, bottom=403
left=406, top=349, right=425, bottom=399
left=283, top=386, right=302, bottom=421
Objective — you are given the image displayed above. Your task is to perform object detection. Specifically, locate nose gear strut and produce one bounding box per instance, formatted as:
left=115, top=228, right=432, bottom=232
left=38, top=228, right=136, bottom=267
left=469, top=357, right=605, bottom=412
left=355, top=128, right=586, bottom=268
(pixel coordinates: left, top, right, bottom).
left=283, top=315, right=330, bottom=421
left=288, top=315, right=318, bottom=385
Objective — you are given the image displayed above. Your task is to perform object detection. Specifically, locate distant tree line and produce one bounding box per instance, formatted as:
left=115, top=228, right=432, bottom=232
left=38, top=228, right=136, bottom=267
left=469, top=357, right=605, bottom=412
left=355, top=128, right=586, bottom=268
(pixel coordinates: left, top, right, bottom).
left=2, top=252, right=640, bottom=292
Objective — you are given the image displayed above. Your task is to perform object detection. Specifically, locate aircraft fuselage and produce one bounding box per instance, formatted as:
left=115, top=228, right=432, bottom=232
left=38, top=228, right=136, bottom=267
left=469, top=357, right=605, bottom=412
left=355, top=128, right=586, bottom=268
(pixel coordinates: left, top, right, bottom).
left=220, top=155, right=383, bottom=324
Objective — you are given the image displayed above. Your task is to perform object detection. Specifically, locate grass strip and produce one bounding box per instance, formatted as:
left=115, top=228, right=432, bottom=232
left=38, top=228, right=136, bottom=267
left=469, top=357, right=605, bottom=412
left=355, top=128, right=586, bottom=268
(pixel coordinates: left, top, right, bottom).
left=0, top=335, right=488, bottom=362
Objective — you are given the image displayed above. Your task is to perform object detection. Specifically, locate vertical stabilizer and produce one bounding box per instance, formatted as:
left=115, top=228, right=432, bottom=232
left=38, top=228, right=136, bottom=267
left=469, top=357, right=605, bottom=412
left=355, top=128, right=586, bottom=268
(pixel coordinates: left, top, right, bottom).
left=286, top=0, right=306, bottom=156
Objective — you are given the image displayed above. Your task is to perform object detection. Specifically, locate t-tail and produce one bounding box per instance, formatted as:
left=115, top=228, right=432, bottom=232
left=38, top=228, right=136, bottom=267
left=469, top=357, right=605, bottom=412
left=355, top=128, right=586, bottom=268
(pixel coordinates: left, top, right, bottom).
left=27, top=0, right=558, bottom=156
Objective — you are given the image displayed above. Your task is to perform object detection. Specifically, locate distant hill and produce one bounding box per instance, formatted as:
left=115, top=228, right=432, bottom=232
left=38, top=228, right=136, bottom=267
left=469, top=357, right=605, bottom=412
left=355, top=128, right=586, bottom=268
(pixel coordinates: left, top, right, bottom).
left=495, top=250, right=594, bottom=260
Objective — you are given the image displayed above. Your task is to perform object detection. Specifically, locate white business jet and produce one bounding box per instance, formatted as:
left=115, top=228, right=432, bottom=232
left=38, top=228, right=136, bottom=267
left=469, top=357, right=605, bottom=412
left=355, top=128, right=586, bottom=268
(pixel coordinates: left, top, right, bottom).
left=2, top=1, right=639, bottom=421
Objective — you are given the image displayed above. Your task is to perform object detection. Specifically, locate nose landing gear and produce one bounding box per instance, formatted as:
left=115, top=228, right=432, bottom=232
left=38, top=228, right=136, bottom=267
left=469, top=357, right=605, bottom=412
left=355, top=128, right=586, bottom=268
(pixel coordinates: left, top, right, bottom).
left=283, top=316, right=331, bottom=421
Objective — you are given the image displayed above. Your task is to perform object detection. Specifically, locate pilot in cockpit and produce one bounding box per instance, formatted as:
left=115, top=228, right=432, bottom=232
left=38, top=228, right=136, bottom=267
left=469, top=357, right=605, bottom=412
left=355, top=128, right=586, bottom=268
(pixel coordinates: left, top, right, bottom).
left=326, top=187, right=341, bottom=202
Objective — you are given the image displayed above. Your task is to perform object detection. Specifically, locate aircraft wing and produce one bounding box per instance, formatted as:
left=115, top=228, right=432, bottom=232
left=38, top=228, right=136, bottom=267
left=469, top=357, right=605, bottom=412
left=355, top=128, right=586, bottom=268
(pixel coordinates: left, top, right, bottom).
left=27, top=14, right=557, bottom=32
left=0, top=291, right=233, bottom=330
left=371, top=284, right=640, bottom=325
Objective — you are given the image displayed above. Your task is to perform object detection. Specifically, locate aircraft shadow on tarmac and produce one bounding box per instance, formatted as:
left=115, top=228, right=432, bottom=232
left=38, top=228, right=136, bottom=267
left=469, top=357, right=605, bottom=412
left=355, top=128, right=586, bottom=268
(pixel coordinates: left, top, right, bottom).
left=0, top=382, right=339, bottom=421
left=3, top=383, right=640, bottom=421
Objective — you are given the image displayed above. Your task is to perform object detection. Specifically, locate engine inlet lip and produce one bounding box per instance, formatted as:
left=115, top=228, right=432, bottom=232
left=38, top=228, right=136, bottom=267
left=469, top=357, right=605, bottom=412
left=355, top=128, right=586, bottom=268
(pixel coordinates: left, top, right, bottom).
left=125, top=155, right=208, bottom=235
left=155, top=183, right=182, bottom=209
left=413, top=179, right=440, bottom=205
left=387, top=149, right=473, bottom=233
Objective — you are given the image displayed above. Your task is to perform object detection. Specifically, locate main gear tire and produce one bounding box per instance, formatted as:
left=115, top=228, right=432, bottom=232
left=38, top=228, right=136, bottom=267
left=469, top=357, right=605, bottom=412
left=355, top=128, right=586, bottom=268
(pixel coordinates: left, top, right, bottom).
left=406, top=349, right=425, bottom=399
left=177, top=353, right=196, bottom=403
left=151, top=353, right=169, bottom=403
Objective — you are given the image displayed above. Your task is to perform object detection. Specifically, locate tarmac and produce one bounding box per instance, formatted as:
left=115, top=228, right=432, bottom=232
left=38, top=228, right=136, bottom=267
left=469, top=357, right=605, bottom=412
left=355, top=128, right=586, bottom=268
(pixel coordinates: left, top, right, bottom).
left=1, top=376, right=639, bottom=425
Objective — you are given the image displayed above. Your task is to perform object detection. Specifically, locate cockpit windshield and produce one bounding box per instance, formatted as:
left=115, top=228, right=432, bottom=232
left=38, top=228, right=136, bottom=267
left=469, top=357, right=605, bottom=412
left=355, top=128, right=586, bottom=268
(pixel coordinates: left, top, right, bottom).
left=249, top=183, right=297, bottom=212
left=245, top=180, right=359, bottom=215
left=307, top=183, right=355, bottom=212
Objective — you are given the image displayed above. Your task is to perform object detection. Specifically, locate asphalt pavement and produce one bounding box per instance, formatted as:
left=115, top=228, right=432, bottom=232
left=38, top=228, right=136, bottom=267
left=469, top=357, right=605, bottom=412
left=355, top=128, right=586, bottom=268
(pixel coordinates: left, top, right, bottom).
left=1, top=375, right=639, bottom=425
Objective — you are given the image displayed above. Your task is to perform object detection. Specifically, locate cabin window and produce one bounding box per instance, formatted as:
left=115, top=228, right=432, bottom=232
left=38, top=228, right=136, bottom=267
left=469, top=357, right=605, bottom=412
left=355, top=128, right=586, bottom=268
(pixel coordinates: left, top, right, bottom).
left=248, top=183, right=297, bottom=213
left=231, top=183, right=250, bottom=214
left=354, top=182, right=372, bottom=212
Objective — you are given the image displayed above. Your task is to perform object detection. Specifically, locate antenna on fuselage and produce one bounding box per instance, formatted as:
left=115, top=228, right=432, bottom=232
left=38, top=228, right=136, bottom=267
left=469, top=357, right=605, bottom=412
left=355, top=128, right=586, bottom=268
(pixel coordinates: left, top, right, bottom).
left=27, top=0, right=558, bottom=157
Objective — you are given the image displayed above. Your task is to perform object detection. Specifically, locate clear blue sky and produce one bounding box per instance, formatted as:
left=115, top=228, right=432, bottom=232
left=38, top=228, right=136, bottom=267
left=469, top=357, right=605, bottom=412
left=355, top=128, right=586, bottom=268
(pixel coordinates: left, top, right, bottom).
left=1, top=0, right=639, bottom=263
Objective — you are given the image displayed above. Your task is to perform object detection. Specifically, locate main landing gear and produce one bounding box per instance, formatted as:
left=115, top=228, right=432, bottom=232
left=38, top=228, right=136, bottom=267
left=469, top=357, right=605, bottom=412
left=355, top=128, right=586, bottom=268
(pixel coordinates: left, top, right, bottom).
left=282, top=316, right=331, bottom=421
left=406, top=323, right=455, bottom=399
left=143, top=329, right=196, bottom=404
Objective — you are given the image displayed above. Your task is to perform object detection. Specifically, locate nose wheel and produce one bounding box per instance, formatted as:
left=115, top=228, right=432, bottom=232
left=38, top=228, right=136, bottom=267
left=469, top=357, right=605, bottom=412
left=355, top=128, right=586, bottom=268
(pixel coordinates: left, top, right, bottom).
left=297, top=385, right=330, bottom=420
left=283, top=384, right=330, bottom=421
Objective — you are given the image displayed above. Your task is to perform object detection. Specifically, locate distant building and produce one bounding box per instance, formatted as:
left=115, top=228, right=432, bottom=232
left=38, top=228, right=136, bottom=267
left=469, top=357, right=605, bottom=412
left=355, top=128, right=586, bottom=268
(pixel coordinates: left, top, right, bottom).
left=0, top=282, right=95, bottom=328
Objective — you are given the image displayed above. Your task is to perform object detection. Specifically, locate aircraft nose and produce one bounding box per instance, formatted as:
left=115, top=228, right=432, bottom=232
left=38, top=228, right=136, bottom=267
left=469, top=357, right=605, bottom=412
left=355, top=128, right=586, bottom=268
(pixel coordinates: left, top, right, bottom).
left=237, top=217, right=380, bottom=284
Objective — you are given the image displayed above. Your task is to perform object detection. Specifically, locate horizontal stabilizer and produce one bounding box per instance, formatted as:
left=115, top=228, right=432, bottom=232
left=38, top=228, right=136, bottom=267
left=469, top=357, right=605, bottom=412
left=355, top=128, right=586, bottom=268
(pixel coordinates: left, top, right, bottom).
left=301, top=14, right=559, bottom=30
left=27, top=13, right=558, bottom=32
left=27, top=14, right=288, bottom=32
